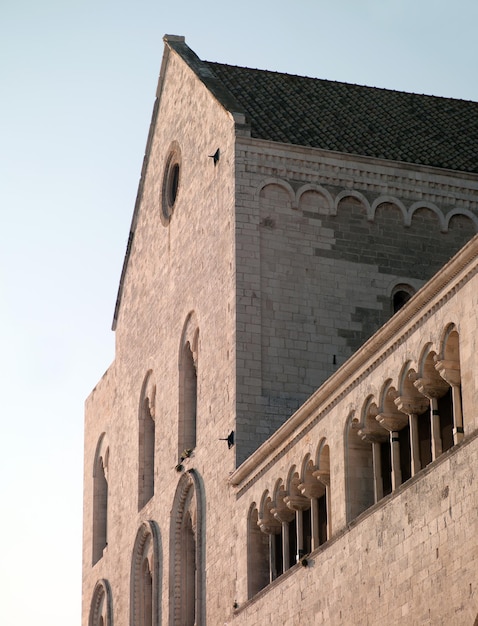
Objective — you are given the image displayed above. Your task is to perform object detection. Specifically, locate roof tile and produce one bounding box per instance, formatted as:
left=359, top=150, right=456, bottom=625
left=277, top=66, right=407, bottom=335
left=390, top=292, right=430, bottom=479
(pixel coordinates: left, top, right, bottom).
left=205, top=61, right=478, bottom=173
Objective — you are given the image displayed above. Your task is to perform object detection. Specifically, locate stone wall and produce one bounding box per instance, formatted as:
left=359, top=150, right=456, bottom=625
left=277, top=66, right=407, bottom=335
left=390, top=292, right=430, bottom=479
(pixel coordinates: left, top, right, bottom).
left=82, top=43, right=240, bottom=624
left=230, top=236, right=478, bottom=624
left=234, top=139, right=478, bottom=462
left=233, top=433, right=478, bottom=625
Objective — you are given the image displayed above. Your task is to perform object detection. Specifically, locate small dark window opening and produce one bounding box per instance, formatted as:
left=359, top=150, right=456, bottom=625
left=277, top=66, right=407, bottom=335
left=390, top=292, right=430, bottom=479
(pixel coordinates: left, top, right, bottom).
left=169, top=163, right=180, bottom=207
left=161, top=142, right=181, bottom=225
left=393, top=290, right=412, bottom=313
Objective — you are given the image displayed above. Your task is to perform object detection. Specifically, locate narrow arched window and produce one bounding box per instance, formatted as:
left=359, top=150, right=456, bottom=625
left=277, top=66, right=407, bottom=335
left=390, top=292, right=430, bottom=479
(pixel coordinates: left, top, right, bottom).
left=92, top=435, right=109, bottom=565
left=391, top=284, right=415, bottom=314
left=436, top=328, right=463, bottom=446
left=178, top=313, right=199, bottom=460
left=180, top=342, right=197, bottom=452
left=141, top=558, right=153, bottom=626
left=130, top=521, right=161, bottom=626
left=138, top=372, right=156, bottom=510
left=181, top=511, right=196, bottom=625
left=247, top=505, right=270, bottom=598
left=170, top=471, right=203, bottom=626
left=345, top=416, right=374, bottom=521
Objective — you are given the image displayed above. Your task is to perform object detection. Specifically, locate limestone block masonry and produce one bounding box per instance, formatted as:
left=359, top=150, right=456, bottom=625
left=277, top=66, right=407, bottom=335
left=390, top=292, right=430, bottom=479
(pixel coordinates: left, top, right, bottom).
left=82, top=35, right=478, bottom=626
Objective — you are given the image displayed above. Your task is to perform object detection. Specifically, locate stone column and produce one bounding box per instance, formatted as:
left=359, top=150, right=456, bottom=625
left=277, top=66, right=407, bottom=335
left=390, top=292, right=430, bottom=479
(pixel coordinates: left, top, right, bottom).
left=285, top=493, right=310, bottom=562
left=271, top=497, right=295, bottom=571
left=394, top=391, right=429, bottom=478
left=372, top=441, right=383, bottom=501
left=258, top=513, right=281, bottom=582
left=435, top=358, right=463, bottom=444
left=376, top=411, right=408, bottom=491
left=358, top=403, right=389, bottom=503
left=413, top=375, right=449, bottom=461
left=299, top=470, right=324, bottom=551
left=312, top=468, right=331, bottom=542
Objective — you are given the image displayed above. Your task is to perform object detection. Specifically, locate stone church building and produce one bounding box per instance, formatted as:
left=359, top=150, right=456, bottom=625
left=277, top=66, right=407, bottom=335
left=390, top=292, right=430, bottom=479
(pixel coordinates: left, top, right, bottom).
left=82, top=35, right=478, bottom=624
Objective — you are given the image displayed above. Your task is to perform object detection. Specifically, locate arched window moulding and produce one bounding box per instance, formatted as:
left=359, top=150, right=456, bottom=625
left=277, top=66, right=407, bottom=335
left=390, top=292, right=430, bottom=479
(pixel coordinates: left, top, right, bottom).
left=334, top=189, right=371, bottom=218
left=296, top=183, right=334, bottom=214
left=169, top=470, right=204, bottom=626
left=255, top=178, right=296, bottom=208
left=444, top=208, right=478, bottom=232
left=130, top=520, right=161, bottom=626
left=89, top=579, right=113, bottom=626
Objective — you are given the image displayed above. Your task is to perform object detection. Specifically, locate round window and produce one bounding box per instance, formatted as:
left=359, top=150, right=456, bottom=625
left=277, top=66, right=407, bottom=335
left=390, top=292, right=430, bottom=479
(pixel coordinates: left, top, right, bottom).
left=161, top=143, right=181, bottom=225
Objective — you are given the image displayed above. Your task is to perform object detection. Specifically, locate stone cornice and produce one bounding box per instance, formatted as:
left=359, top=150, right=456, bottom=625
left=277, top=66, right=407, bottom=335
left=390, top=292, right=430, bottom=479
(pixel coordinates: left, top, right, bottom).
left=237, top=137, right=478, bottom=209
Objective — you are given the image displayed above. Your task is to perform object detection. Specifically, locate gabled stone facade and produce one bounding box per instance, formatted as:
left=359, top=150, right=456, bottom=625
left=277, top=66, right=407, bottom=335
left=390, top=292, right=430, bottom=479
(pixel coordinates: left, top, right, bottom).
left=82, top=35, right=478, bottom=625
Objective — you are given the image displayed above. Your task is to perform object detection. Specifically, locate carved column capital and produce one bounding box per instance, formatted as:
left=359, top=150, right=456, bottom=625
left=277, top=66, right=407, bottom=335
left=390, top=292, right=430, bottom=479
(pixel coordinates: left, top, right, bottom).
left=298, top=471, right=325, bottom=499
left=258, top=514, right=281, bottom=535
left=284, top=494, right=310, bottom=512
left=413, top=376, right=449, bottom=399
left=376, top=411, right=408, bottom=432
left=312, top=468, right=331, bottom=487
left=394, top=393, right=429, bottom=416
left=435, top=359, right=461, bottom=387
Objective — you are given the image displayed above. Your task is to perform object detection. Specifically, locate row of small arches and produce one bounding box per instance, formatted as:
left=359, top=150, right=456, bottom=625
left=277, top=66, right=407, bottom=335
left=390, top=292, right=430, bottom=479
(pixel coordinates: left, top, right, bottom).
left=257, top=178, right=478, bottom=232
left=247, top=323, right=463, bottom=597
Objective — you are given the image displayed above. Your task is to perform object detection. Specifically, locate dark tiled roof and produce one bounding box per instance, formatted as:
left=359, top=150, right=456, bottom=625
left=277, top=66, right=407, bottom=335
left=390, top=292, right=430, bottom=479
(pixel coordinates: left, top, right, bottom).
left=205, top=61, right=478, bottom=173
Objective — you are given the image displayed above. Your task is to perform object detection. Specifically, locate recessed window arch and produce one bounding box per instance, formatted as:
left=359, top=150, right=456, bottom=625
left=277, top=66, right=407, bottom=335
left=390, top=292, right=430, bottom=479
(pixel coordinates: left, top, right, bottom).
left=88, top=579, right=113, bottom=626
left=345, top=412, right=374, bottom=522
left=138, top=371, right=156, bottom=510
left=178, top=312, right=199, bottom=460
left=312, top=442, right=332, bottom=545
left=436, top=326, right=463, bottom=445
left=130, top=520, right=161, bottom=626
left=247, top=502, right=270, bottom=598
left=169, top=470, right=204, bottom=626
left=92, top=433, right=109, bottom=565
left=270, top=477, right=296, bottom=573
left=357, top=399, right=391, bottom=503
left=391, top=283, right=415, bottom=314
left=414, top=348, right=454, bottom=460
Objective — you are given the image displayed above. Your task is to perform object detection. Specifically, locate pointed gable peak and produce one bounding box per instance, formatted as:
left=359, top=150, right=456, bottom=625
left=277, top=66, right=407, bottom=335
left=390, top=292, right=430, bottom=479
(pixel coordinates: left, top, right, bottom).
left=161, top=35, right=247, bottom=124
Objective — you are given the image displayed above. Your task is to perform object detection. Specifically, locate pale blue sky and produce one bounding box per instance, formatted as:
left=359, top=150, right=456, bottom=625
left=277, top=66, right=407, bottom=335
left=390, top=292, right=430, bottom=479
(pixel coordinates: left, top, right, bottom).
left=1, top=1, right=477, bottom=623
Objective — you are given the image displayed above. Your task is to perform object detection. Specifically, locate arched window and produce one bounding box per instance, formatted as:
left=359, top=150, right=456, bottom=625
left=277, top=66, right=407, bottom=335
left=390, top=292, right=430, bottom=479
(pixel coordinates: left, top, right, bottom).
left=138, top=371, right=156, bottom=510
left=391, top=284, right=415, bottom=314
left=395, top=367, right=430, bottom=479
left=88, top=579, right=113, bottom=626
left=130, top=521, right=161, bottom=626
left=345, top=414, right=374, bottom=521
left=435, top=328, right=463, bottom=445
left=414, top=350, right=453, bottom=462
left=270, top=480, right=296, bottom=573
left=247, top=503, right=271, bottom=598
left=92, top=434, right=109, bottom=565
left=376, top=383, right=410, bottom=493
left=357, top=401, right=391, bottom=503
left=170, top=470, right=204, bottom=626
left=257, top=493, right=282, bottom=583
left=178, top=313, right=199, bottom=460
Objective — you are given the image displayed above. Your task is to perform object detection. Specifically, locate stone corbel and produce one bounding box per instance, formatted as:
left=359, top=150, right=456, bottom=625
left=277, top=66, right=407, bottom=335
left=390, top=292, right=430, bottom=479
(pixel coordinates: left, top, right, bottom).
left=413, top=375, right=449, bottom=400
left=299, top=469, right=325, bottom=499
left=258, top=512, right=281, bottom=535
left=434, top=358, right=461, bottom=387
left=312, top=468, right=331, bottom=488
left=271, top=490, right=296, bottom=524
